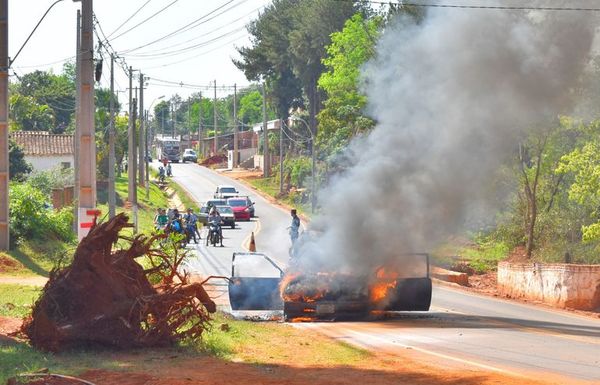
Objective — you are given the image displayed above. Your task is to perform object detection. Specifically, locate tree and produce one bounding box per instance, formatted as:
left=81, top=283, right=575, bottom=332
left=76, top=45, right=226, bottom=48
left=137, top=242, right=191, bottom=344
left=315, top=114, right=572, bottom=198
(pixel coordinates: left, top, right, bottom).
left=8, top=140, right=32, bottom=181
left=235, top=0, right=357, bottom=125
left=16, top=70, right=75, bottom=133
left=317, top=13, right=381, bottom=161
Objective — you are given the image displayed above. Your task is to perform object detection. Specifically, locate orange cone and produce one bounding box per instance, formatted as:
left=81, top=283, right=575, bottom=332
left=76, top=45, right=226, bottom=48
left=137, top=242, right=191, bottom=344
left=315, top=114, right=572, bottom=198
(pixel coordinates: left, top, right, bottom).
left=249, top=232, right=256, bottom=252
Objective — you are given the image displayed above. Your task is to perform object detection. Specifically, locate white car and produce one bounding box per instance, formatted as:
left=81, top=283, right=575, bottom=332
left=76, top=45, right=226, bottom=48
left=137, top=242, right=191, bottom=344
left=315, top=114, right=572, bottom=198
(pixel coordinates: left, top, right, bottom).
left=182, top=149, right=197, bottom=163
left=214, top=185, right=239, bottom=200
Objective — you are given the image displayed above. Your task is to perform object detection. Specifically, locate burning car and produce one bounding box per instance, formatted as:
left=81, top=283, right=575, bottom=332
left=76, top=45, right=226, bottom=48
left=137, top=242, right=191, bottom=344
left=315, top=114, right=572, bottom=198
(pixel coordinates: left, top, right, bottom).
left=228, top=252, right=432, bottom=321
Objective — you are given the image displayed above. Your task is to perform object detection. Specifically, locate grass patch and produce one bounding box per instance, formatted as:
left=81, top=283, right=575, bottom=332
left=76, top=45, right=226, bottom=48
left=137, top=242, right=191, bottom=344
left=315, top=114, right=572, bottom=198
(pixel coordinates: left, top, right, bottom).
left=200, top=313, right=370, bottom=366
left=0, top=284, right=41, bottom=317
left=168, top=180, right=200, bottom=210
left=433, top=237, right=509, bottom=273
left=248, top=177, right=310, bottom=216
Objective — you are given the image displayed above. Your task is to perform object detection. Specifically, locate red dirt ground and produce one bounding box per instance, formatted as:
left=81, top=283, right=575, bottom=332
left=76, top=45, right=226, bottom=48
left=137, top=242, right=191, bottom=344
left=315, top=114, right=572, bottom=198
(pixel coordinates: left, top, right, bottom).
left=0, top=316, right=575, bottom=385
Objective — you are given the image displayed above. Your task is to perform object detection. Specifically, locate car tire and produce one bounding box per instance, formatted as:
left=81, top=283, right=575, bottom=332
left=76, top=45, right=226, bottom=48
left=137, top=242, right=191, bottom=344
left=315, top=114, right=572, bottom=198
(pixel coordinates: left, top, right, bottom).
left=231, top=223, right=235, bottom=229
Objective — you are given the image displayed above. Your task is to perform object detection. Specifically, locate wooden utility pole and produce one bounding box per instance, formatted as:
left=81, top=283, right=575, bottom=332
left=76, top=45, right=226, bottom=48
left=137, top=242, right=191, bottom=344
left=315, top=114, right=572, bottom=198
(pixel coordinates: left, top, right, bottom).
left=77, top=0, right=97, bottom=240
left=127, top=67, right=138, bottom=232
left=198, top=92, right=202, bottom=156
left=213, top=80, right=217, bottom=154
left=279, top=119, right=284, bottom=193
left=233, top=84, right=238, bottom=168
left=262, top=82, right=270, bottom=177
left=138, top=73, right=145, bottom=187
left=0, top=0, right=8, bottom=250
left=108, top=54, right=116, bottom=218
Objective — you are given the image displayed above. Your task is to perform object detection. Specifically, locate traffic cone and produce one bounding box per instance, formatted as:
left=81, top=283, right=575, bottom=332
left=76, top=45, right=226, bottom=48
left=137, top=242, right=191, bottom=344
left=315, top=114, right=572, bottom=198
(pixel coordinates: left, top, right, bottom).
left=249, top=232, right=256, bottom=252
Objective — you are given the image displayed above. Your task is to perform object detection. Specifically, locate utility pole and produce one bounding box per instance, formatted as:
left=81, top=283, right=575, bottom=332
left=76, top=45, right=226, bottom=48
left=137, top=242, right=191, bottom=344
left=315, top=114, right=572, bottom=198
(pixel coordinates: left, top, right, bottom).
left=127, top=66, right=137, bottom=232
left=213, top=80, right=217, bottom=154
left=73, top=9, right=81, bottom=232
left=233, top=84, right=238, bottom=168
left=138, top=73, right=145, bottom=187
left=0, top=0, right=8, bottom=250
left=279, top=119, right=284, bottom=193
left=262, top=82, right=270, bottom=177
left=198, top=92, right=202, bottom=156
left=108, top=53, right=116, bottom=218
left=171, top=102, right=174, bottom=138
left=77, top=0, right=97, bottom=240
left=132, top=93, right=138, bottom=233
left=145, top=110, right=149, bottom=199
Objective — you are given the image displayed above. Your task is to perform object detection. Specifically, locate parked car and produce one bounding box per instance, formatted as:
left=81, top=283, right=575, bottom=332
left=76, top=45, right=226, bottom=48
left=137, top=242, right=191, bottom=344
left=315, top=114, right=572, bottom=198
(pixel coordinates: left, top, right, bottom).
left=227, top=197, right=254, bottom=220
left=198, top=204, right=236, bottom=229
left=182, top=149, right=198, bottom=163
left=214, top=185, right=239, bottom=200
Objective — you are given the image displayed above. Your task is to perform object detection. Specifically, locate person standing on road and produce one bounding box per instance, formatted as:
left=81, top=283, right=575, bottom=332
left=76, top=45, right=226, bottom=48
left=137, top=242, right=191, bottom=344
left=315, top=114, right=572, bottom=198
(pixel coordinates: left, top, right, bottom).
left=289, top=209, right=300, bottom=244
left=183, top=208, right=200, bottom=242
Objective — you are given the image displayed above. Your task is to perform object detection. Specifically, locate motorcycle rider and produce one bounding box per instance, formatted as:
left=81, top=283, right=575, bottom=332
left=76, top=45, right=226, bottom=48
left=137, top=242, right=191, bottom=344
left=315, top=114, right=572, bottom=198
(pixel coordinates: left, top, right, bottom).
left=153, top=208, right=168, bottom=231
left=207, top=207, right=224, bottom=247
left=183, top=208, right=200, bottom=243
left=166, top=163, right=172, bottom=177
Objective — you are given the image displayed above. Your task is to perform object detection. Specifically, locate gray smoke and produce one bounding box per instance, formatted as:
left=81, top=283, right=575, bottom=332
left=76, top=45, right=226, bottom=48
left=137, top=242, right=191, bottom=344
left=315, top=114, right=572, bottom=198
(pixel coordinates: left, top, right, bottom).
left=295, top=5, right=596, bottom=274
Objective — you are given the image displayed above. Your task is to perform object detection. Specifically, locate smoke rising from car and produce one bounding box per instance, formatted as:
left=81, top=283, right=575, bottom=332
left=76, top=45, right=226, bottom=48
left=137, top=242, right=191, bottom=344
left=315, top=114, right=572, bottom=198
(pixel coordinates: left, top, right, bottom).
left=295, top=4, right=596, bottom=273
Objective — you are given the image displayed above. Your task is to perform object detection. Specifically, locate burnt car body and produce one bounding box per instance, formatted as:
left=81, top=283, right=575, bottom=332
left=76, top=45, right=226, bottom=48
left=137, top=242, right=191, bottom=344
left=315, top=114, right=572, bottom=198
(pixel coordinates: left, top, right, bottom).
left=228, top=252, right=432, bottom=321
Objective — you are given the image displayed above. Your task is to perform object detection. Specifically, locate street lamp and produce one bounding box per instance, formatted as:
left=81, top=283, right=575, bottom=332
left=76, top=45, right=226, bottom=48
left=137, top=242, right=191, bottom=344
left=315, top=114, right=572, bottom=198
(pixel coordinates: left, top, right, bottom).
left=289, top=116, right=316, bottom=213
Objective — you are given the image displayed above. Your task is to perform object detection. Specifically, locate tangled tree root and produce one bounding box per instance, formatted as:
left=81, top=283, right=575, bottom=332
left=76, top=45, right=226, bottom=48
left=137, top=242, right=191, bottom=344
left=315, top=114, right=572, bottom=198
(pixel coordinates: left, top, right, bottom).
left=22, top=213, right=215, bottom=352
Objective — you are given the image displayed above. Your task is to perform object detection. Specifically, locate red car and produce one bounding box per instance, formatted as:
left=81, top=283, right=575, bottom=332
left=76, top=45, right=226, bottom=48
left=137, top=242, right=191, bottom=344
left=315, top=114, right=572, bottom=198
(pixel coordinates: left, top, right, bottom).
left=227, top=197, right=253, bottom=221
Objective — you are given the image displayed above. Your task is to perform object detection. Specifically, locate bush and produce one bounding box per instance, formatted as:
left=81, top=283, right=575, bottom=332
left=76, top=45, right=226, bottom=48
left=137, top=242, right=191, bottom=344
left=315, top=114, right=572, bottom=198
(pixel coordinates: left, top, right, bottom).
left=9, top=182, right=75, bottom=244
left=27, top=167, right=74, bottom=196
left=284, top=156, right=312, bottom=188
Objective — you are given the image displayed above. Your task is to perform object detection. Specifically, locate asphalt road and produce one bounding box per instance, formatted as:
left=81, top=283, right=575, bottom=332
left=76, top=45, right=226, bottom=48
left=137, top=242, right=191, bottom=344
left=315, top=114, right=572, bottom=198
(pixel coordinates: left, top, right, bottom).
left=167, top=162, right=600, bottom=383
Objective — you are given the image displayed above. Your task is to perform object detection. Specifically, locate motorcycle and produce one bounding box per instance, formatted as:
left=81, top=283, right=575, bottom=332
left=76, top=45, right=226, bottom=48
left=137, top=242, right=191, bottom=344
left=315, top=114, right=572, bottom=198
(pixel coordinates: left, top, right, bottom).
left=166, top=164, right=172, bottom=177
left=206, top=222, right=223, bottom=247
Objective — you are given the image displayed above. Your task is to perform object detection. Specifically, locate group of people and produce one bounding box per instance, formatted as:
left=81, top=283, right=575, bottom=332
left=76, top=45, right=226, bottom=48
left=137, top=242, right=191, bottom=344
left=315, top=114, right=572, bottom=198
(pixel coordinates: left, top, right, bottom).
left=153, top=205, right=225, bottom=246
left=154, top=207, right=201, bottom=244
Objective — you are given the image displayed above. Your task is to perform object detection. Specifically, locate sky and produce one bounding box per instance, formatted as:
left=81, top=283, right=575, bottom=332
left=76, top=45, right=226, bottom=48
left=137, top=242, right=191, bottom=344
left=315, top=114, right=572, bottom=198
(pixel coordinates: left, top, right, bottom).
left=8, top=0, right=272, bottom=110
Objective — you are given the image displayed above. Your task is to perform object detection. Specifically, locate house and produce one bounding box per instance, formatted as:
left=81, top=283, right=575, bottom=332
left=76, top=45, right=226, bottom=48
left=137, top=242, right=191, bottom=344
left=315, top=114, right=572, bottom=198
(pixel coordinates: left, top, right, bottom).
left=11, top=131, right=74, bottom=171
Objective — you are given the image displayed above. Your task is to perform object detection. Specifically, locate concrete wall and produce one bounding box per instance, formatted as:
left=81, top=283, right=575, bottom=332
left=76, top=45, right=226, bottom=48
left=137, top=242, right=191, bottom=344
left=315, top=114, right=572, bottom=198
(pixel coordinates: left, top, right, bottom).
left=26, top=155, right=73, bottom=172
left=498, top=262, right=600, bottom=310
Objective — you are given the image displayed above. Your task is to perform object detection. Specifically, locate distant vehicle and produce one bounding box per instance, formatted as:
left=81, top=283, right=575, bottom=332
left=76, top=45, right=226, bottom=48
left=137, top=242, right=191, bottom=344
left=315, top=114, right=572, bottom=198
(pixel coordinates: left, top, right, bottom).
left=216, top=205, right=236, bottom=229
left=156, top=136, right=181, bottom=163
left=214, top=185, right=239, bottom=200
left=227, top=197, right=254, bottom=220
left=198, top=205, right=235, bottom=229
left=182, top=149, right=198, bottom=163
left=205, top=199, right=227, bottom=208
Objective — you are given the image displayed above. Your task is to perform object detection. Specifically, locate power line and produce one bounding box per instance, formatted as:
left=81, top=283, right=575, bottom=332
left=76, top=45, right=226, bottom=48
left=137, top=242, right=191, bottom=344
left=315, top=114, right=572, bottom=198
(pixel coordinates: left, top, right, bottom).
left=117, top=0, right=240, bottom=55
left=105, top=0, right=153, bottom=39
left=124, top=4, right=263, bottom=57
left=110, top=0, right=181, bottom=42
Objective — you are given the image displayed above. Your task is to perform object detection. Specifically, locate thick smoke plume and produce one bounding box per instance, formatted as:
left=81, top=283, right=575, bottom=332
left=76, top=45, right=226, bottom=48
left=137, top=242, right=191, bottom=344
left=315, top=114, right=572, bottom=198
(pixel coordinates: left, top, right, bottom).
left=296, top=5, right=596, bottom=274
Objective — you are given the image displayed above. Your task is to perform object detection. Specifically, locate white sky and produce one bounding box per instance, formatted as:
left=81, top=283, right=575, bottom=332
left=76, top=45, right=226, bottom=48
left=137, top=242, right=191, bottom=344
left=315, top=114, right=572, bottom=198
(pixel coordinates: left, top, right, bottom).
left=8, top=0, right=272, bottom=110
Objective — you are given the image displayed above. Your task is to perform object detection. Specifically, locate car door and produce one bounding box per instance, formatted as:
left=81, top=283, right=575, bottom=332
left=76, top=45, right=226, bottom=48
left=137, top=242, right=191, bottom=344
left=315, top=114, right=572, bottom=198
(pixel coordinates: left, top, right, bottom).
left=229, top=252, right=284, bottom=311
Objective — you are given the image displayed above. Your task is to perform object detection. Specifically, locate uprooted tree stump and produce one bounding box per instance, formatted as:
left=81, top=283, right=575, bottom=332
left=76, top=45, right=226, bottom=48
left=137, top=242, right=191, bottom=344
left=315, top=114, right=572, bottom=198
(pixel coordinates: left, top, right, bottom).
left=22, top=213, right=216, bottom=352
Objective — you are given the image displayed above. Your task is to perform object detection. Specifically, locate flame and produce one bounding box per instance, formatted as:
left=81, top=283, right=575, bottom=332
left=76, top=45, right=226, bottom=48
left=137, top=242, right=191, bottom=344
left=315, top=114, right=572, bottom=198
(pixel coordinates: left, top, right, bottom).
left=290, top=317, right=315, bottom=323
left=369, top=266, right=399, bottom=303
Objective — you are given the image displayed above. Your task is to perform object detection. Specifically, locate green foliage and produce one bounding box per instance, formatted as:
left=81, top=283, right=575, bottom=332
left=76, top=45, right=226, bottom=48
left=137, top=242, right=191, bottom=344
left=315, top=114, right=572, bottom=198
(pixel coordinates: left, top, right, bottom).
left=9, top=182, right=75, bottom=244
left=235, top=0, right=356, bottom=120
left=317, top=13, right=380, bottom=160
left=15, top=70, right=76, bottom=133
left=27, top=167, right=74, bottom=196
left=238, top=90, right=264, bottom=124
left=284, top=156, right=312, bottom=188
left=8, top=140, right=32, bottom=181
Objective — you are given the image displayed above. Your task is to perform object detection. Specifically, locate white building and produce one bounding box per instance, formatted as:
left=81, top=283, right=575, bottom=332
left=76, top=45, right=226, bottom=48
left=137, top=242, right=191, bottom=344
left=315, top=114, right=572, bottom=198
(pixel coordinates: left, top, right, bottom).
left=11, top=131, right=74, bottom=171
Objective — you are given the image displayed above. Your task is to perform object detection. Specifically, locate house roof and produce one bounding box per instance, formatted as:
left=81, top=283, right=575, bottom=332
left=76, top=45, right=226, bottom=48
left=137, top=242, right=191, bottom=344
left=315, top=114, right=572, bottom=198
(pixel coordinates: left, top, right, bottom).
left=10, top=131, right=74, bottom=156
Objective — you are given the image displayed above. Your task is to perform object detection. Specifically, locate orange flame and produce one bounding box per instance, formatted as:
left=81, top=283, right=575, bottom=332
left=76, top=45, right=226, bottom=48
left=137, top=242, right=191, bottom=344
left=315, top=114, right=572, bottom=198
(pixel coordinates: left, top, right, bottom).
left=369, top=266, right=399, bottom=303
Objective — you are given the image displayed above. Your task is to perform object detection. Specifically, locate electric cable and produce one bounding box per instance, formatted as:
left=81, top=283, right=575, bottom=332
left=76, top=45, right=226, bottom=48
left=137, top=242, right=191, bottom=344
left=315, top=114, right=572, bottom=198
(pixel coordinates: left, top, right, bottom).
left=110, top=0, right=181, bottom=42
left=105, top=0, right=153, bottom=39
